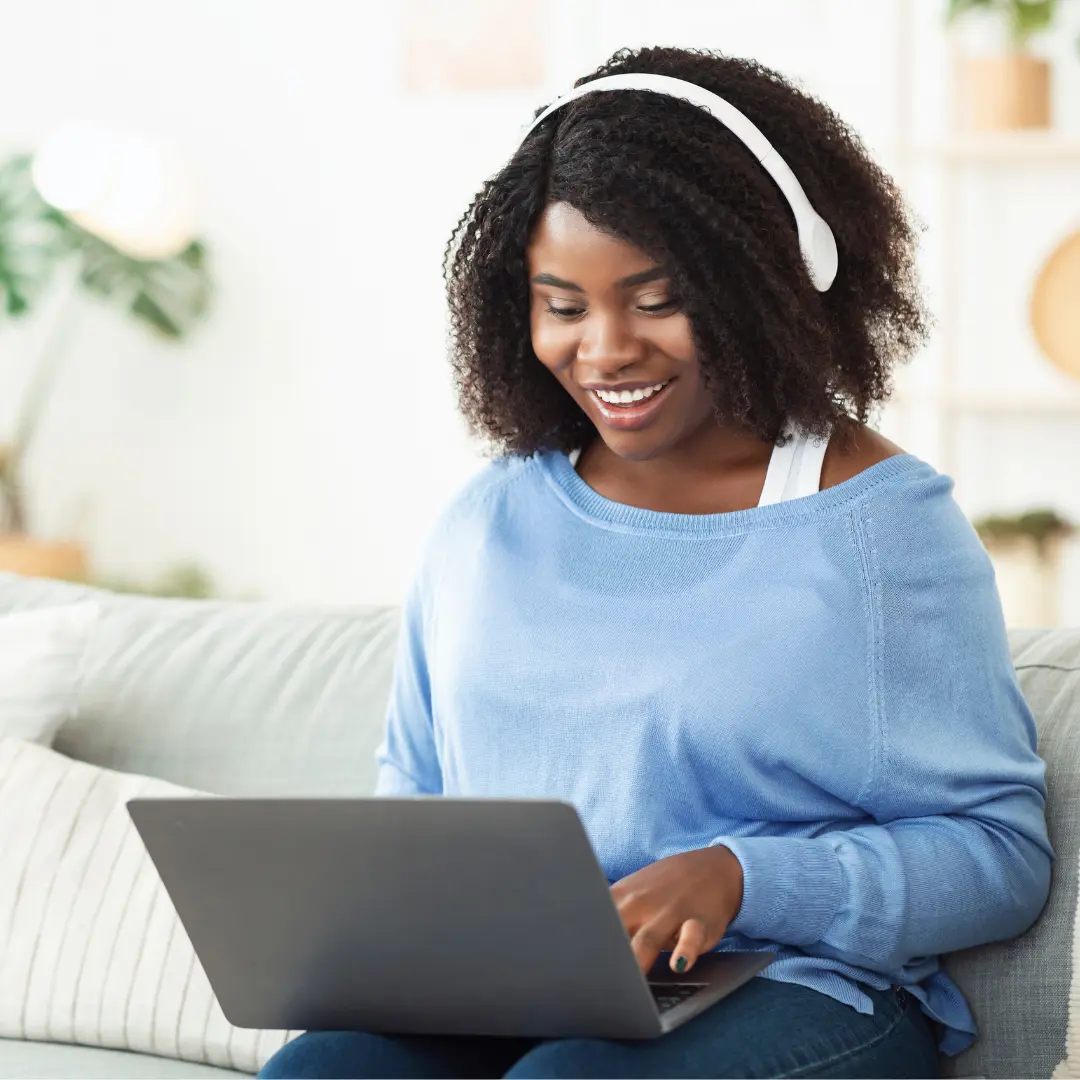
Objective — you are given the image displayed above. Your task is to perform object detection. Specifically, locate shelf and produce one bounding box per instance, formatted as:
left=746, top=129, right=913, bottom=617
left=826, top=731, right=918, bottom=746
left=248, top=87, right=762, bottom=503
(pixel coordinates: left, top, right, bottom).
left=891, top=391, right=1080, bottom=414
left=895, top=132, right=1080, bottom=164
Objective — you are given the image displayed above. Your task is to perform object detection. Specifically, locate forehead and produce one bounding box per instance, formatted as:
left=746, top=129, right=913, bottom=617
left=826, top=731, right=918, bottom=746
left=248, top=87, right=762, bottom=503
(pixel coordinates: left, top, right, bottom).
left=527, top=202, right=655, bottom=276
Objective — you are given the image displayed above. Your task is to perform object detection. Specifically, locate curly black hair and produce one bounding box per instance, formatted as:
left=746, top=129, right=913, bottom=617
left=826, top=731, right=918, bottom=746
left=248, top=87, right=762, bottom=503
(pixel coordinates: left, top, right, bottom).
left=444, top=46, right=927, bottom=456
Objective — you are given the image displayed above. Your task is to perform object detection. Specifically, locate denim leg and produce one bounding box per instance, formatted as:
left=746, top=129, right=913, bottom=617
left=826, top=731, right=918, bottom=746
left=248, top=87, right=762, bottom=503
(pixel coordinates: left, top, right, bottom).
left=257, top=1030, right=534, bottom=1079
left=505, top=978, right=941, bottom=1079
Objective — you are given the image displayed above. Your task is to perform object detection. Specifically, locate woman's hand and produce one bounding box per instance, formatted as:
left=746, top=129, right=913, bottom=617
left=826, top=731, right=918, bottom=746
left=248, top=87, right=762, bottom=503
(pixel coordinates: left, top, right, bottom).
left=610, top=846, right=744, bottom=975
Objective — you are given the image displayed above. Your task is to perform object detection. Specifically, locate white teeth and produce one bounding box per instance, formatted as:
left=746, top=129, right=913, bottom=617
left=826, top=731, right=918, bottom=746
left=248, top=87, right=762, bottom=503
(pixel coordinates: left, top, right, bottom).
left=593, top=381, right=667, bottom=405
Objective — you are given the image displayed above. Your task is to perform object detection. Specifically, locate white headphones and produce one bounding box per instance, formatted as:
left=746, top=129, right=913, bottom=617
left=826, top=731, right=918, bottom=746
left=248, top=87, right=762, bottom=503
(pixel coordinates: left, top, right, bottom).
left=521, top=73, right=838, bottom=292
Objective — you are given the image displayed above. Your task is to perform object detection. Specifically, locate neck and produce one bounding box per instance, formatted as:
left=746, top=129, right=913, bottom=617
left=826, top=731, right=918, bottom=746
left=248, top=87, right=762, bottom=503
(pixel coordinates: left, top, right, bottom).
left=589, top=419, right=775, bottom=476
left=575, top=420, right=778, bottom=515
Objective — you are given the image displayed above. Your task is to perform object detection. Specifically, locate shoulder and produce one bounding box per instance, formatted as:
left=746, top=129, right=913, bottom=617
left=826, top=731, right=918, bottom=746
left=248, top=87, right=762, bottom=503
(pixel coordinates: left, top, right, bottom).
left=432, top=454, right=538, bottom=531
left=840, top=434, right=993, bottom=597
left=821, top=422, right=987, bottom=572
left=820, top=421, right=905, bottom=492
left=414, top=454, right=542, bottom=579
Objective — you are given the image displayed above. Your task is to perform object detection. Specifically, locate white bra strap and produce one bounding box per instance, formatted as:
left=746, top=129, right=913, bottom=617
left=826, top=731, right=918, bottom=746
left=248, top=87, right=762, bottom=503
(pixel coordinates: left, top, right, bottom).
left=757, top=432, right=798, bottom=507
left=758, top=424, right=832, bottom=506
left=792, top=428, right=831, bottom=500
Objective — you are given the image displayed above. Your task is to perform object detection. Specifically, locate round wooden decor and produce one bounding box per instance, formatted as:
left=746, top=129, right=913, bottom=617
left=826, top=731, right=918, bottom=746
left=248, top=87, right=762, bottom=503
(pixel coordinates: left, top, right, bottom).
left=1031, top=228, right=1080, bottom=381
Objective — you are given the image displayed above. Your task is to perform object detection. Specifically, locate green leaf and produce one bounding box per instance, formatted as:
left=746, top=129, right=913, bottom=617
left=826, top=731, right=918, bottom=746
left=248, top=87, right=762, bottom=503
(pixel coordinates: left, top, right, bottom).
left=3, top=284, right=29, bottom=316
left=55, top=214, right=212, bottom=339
left=130, top=291, right=183, bottom=338
left=0, top=148, right=213, bottom=336
left=0, top=153, right=63, bottom=320
left=1011, top=0, right=1055, bottom=44
left=945, top=0, right=1057, bottom=45
left=178, top=238, right=206, bottom=270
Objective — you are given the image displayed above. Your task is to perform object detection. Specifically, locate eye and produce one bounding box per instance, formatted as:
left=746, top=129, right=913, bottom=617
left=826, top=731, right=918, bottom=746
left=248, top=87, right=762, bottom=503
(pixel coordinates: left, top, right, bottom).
left=638, top=299, right=678, bottom=315
left=545, top=303, right=586, bottom=320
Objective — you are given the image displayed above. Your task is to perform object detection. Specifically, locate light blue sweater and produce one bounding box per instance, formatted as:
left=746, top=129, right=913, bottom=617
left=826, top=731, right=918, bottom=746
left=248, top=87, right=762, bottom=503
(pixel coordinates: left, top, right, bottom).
left=376, top=449, right=1052, bottom=1055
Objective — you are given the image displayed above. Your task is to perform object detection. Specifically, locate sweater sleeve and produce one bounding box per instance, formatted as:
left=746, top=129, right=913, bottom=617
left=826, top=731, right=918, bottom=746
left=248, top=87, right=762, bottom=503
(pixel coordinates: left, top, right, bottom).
left=374, top=572, right=443, bottom=796
left=720, top=477, right=1052, bottom=976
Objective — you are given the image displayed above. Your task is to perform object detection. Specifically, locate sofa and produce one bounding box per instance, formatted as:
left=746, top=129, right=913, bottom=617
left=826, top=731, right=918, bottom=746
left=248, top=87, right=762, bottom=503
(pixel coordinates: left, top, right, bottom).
left=0, top=571, right=1077, bottom=1079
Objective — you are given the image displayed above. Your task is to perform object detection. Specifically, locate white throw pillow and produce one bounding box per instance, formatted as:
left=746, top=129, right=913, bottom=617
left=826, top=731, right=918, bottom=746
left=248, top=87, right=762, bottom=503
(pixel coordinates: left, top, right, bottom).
left=0, top=737, right=300, bottom=1074
left=0, top=603, right=99, bottom=744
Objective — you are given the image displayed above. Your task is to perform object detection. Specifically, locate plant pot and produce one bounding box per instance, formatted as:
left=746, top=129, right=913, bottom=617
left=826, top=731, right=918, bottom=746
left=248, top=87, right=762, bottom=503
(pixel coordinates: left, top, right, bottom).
left=983, top=535, right=1062, bottom=627
left=0, top=535, right=88, bottom=582
left=954, top=52, right=1051, bottom=132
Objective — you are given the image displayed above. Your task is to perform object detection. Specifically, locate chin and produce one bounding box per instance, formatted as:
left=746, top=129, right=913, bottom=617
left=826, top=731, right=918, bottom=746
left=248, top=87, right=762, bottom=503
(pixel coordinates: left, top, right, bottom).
left=595, top=429, right=675, bottom=463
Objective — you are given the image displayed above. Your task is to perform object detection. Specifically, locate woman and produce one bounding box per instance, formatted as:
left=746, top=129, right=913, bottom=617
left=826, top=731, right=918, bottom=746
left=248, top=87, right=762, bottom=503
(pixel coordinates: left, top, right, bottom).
left=260, top=46, right=1051, bottom=1079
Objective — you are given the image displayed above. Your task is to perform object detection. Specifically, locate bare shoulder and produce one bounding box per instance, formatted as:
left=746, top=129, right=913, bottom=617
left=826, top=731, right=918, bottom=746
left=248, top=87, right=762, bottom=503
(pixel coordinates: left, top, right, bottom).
left=819, top=422, right=905, bottom=492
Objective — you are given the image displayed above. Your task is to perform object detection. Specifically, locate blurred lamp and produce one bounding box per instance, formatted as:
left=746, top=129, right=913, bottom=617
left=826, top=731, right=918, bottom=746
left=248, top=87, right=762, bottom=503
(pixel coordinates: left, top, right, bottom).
left=31, top=125, right=197, bottom=260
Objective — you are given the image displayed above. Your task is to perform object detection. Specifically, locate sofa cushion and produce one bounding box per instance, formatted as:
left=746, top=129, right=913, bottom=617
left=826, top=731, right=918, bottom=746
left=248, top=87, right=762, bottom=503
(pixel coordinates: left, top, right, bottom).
left=943, top=628, right=1080, bottom=1080
left=0, top=604, right=99, bottom=745
left=0, top=574, right=398, bottom=797
left=0, top=1038, right=247, bottom=1079
left=0, top=737, right=299, bottom=1074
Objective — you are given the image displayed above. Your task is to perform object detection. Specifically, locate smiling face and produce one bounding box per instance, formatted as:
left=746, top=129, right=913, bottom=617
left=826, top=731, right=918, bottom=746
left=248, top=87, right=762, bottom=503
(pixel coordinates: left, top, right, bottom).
left=527, top=202, right=716, bottom=462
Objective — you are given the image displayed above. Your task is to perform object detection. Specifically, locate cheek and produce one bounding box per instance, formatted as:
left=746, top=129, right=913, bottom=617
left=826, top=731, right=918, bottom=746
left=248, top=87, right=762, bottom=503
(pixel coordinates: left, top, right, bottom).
left=530, top=312, right=576, bottom=374
left=656, top=314, right=696, bottom=364
left=529, top=310, right=698, bottom=375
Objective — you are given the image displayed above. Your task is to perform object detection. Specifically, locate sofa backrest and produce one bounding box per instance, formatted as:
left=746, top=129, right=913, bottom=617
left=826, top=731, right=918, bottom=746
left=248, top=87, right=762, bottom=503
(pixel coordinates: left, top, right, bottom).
left=0, top=573, right=399, bottom=796
left=943, top=627, right=1080, bottom=1080
left=3, top=572, right=1080, bottom=1078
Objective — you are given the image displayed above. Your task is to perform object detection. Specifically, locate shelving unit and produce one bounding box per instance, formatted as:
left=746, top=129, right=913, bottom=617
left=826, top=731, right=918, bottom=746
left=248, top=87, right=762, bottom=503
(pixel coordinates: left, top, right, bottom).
left=896, top=132, right=1080, bottom=163
left=893, top=390, right=1080, bottom=415
left=889, top=0, right=1080, bottom=482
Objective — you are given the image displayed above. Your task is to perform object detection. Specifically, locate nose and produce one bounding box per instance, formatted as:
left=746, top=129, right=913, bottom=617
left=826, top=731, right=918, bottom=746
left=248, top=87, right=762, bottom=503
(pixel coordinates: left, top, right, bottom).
left=576, top=310, right=646, bottom=373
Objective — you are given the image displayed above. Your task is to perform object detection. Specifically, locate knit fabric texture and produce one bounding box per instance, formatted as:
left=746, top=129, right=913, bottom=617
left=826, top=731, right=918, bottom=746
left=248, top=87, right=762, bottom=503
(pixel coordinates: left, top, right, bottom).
left=376, top=450, right=1052, bottom=1056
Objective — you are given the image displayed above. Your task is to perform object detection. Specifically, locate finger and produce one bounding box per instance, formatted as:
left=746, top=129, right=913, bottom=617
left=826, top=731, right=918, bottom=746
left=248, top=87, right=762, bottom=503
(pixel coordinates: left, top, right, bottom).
left=670, top=918, right=707, bottom=974
left=611, top=887, right=648, bottom=932
left=631, top=920, right=673, bottom=975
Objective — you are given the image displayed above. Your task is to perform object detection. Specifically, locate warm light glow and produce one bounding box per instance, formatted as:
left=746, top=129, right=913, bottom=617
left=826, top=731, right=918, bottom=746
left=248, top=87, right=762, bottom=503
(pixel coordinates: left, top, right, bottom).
left=31, top=125, right=198, bottom=260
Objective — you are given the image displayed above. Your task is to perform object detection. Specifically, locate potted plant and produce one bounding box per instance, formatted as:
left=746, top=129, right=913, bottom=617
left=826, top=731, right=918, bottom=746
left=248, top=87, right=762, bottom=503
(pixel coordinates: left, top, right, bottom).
left=973, top=508, right=1075, bottom=626
left=0, top=140, right=212, bottom=581
left=947, top=0, right=1061, bottom=132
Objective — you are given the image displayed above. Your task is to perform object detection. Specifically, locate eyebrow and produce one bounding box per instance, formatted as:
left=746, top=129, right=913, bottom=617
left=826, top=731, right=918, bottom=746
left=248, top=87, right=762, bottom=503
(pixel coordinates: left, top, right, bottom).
left=530, top=267, right=669, bottom=293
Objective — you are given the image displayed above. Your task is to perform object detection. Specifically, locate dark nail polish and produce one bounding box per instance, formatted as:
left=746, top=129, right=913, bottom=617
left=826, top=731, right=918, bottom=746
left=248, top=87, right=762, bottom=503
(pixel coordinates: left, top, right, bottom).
left=675, top=956, right=688, bottom=973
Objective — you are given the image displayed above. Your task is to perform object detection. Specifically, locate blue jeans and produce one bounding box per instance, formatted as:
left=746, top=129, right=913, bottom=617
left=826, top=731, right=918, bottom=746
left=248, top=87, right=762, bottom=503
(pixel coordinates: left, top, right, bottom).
left=256, top=977, right=941, bottom=1078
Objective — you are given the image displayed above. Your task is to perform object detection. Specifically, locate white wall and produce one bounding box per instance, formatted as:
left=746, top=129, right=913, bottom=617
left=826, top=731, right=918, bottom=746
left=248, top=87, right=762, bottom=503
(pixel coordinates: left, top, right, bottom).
left=2, top=0, right=1078, bottom=615
left=2, top=0, right=484, bottom=603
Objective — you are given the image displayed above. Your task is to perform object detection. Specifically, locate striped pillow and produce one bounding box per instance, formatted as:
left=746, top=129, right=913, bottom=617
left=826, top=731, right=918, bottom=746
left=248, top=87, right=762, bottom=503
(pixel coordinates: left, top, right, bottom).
left=0, top=737, right=300, bottom=1074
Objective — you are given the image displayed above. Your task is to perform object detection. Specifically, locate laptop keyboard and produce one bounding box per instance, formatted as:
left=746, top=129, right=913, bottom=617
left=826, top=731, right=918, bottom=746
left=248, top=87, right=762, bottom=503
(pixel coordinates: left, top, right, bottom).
left=649, top=982, right=706, bottom=1013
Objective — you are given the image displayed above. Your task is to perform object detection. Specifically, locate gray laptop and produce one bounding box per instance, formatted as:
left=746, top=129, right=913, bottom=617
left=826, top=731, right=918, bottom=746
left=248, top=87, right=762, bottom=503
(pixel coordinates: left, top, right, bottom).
left=127, top=797, right=773, bottom=1039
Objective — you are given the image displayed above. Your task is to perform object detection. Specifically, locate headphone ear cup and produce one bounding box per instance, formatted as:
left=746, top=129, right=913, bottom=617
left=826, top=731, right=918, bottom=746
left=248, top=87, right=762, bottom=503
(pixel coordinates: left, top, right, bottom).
left=805, top=216, right=838, bottom=292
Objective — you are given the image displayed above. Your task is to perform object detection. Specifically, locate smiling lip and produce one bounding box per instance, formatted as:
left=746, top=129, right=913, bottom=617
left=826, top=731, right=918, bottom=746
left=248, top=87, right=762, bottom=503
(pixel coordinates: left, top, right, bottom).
left=580, top=380, right=670, bottom=392
left=585, top=380, right=676, bottom=432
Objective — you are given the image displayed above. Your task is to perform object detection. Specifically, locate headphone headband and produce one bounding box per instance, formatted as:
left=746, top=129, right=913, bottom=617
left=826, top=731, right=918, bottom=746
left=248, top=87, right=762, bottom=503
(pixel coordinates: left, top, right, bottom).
left=521, top=73, right=838, bottom=292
